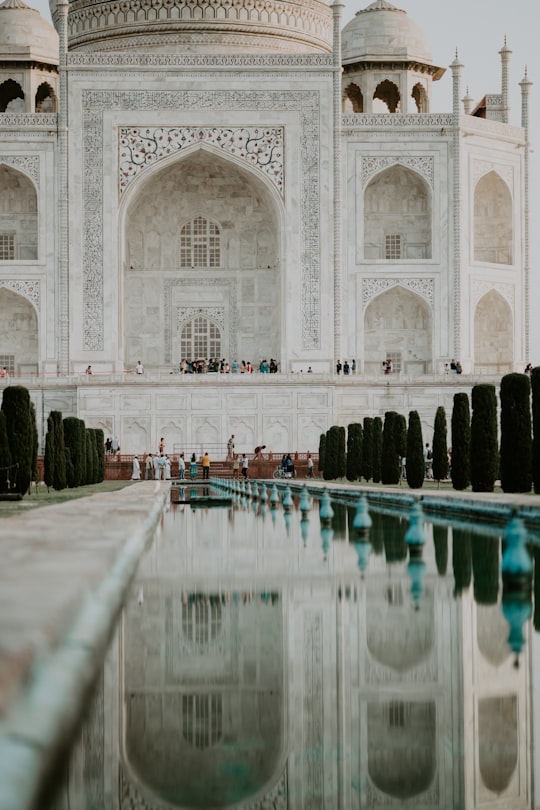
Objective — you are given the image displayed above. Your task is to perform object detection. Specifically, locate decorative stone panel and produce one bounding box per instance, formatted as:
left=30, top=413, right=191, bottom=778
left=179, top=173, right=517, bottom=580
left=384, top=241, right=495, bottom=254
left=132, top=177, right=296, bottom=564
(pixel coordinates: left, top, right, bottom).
left=0, top=279, right=40, bottom=309
left=119, top=126, right=284, bottom=197
left=362, top=155, right=434, bottom=188
left=0, top=156, right=40, bottom=185
left=362, top=277, right=434, bottom=309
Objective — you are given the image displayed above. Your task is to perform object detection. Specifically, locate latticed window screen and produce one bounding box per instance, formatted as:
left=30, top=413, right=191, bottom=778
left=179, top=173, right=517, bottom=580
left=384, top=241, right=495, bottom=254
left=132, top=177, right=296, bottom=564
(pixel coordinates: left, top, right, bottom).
left=0, top=355, right=14, bottom=375
left=384, top=234, right=401, bottom=260
left=0, top=234, right=15, bottom=260
left=385, top=352, right=402, bottom=373
left=180, top=217, right=220, bottom=267
left=183, top=694, right=222, bottom=750
left=181, top=317, right=221, bottom=360
left=387, top=701, right=408, bottom=728
left=182, top=597, right=222, bottom=644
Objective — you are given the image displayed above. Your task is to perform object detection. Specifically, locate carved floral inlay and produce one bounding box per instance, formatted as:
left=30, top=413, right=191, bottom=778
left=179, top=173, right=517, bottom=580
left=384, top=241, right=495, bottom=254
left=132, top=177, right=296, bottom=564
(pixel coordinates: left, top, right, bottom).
left=0, top=155, right=39, bottom=185
left=362, top=277, right=434, bottom=308
left=0, top=279, right=40, bottom=308
left=362, top=155, right=434, bottom=188
left=119, top=126, right=284, bottom=197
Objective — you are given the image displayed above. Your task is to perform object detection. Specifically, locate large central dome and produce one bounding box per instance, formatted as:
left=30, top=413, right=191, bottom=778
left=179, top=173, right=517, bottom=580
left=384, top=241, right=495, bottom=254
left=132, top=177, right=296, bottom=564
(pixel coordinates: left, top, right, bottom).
left=60, top=0, right=333, bottom=54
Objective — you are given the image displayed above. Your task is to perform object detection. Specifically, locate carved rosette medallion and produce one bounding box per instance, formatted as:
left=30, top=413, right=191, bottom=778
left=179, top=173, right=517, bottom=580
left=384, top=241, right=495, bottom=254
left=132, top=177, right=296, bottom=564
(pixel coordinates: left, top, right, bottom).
left=119, top=126, right=284, bottom=197
left=0, top=155, right=40, bottom=185
left=0, top=279, right=40, bottom=309
left=362, top=155, right=434, bottom=188
left=82, top=89, right=320, bottom=352
left=362, top=278, right=434, bottom=309
left=471, top=279, right=514, bottom=309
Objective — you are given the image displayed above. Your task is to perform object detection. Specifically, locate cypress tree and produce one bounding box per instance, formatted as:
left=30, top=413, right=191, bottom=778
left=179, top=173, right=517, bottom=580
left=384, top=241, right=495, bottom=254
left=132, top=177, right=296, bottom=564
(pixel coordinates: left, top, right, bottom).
left=95, top=428, right=105, bottom=482
left=30, top=402, right=38, bottom=485
left=337, top=426, right=346, bottom=478
left=64, top=416, right=84, bottom=487
left=470, top=384, right=498, bottom=492
left=78, top=419, right=87, bottom=485
left=43, top=412, right=55, bottom=489
left=0, top=409, right=12, bottom=493
left=532, top=367, right=540, bottom=494
left=381, top=411, right=400, bottom=485
left=395, top=413, right=407, bottom=477
left=1, top=385, right=33, bottom=495
left=362, top=417, right=374, bottom=482
left=346, top=423, right=362, bottom=482
left=372, top=417, right=383, bottom=483
left=451, top=393, right=470, bottom=491
left=90, top=429, right=100, bottom=484
left=406, top=410, right=424, bottom=489
left=318, top=433, right=326, bottom=476
left=50, top=410, right=66, bottom=491
left=323, top=426, right=339, bottom=480
left=85, top=428, right=95, bottom=484
left=500, top=373, right=532, bottom=493
left=432, top=406, right=449, bottom=485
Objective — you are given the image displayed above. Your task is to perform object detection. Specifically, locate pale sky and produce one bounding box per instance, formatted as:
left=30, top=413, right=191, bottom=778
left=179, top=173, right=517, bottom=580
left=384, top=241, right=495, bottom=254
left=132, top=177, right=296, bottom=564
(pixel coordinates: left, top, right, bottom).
left=30, top=0, right=540, bottom=361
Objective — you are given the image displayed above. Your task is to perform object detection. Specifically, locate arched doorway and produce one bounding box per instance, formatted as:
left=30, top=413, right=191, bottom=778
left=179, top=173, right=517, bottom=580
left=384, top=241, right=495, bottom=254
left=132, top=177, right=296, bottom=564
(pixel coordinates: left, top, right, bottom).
left=122, top=149, right=281, bottom=370
left=364, top=165, right=431, bottom=260
left=0, top=288, right=38, bottom=374
left=474, top=290, right=513, bottom=373
left=364, top=287, right=432, bottom=375
left=474, top=171, right=513, bottom=265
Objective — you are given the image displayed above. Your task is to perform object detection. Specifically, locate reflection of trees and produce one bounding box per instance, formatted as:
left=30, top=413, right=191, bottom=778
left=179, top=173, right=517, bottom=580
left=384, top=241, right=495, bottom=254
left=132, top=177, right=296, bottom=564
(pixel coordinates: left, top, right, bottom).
left=433, top=525, right=448, bottom=575
left=383, top=514, right=407, bottom=563
left=370, top=511, right=385, bottom=555
left=471, top=536, right=500, bottom=605
left=452, top=528, right=472, bottom=595
left=331, top=501, right=347, bottom=539
left=533, top=546, right=540, bottom=631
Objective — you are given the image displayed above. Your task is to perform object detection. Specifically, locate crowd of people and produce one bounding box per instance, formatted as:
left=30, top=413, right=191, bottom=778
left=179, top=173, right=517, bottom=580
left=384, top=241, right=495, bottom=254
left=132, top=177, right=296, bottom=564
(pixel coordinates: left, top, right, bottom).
left=174, top=358, right=280, bottom=374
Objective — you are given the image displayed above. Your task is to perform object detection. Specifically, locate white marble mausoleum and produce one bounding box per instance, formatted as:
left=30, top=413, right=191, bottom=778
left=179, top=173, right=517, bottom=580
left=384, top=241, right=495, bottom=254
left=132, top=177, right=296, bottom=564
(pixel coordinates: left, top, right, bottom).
left=0, top=0, right=533, bottom=452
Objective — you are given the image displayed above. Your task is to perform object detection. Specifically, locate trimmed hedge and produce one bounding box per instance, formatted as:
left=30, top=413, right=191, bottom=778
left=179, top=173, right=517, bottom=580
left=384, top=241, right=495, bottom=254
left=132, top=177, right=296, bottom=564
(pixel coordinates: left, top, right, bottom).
left=451, top=393, right=471, bottom=491
left=372, top=417, right=382, bottom=484
left=432, top=406, right=449, bottom=484
left=470, top=384, right=498, bottom=492
left=361, top=417, right=374, bottom=482
left=405, top=410, right=424, bottom=489
left=1, top=386, right=35, bottom=495
left=346, top=423, right=363, bottom=482
left=381, top=411, right=400, bottom=485
left=499, top=373, right=532, bottom=493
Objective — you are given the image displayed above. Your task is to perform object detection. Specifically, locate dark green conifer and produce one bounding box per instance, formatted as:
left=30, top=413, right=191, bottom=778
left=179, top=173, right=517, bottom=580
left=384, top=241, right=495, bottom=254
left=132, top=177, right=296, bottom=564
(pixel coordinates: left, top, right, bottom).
left=346, top=423, right=362, bottom=482
left=0, top=410, right=12, bottom=493
left=432, top=406, right=449, bottom=485
left=405, top=410, right=424, bottom=489
left=451, top=393, right=470, bottom=491
left=381, top=411, right=400, bottom=485
left=470, top=384, right=498, bottom=492
left=362, top=417, right=374, bottom=482
left=1, top=385, right=34, bottom=495
left=372, top=417, right=383, bottom=483
left=318, top=433, right=326, bottom=476
left=532, top=367, right=540, bottom=494
left=500, top=373, right=532, bottom=493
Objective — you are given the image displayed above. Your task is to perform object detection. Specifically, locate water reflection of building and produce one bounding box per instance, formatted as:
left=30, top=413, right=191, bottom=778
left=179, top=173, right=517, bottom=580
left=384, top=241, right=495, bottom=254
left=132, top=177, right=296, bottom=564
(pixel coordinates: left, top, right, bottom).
left=55, top=507, right=532, bottom=809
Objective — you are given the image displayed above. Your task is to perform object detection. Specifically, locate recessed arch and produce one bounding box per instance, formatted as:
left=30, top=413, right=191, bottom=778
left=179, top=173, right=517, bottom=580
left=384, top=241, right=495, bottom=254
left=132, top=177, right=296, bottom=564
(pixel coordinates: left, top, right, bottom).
left=0, top=288, right=38, bottom=373
left=35, top=82, right=57, bottom=112
left=120, top=145, right=283, bottom=371
left=364, top=164, right=432, bottom=261
left=412, top=82, right=428, bottom=112
left=0, top=79, right=24, bottom=112
left=373, top=79, right=400, bottom=113
left=474, top=290, right=513, bottom=374
left=364, top=286, right=432, bottom=375
left=0, top=165, right=38, bottom=261
left=474, top=171, right=513, bottom=265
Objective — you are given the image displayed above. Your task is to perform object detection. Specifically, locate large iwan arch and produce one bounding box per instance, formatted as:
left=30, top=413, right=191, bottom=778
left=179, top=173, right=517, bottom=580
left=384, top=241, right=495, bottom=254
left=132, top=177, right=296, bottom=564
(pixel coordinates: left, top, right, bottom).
left=0, top=288, right=38, bottom=374
left=121, top=148, right=281, bottom=370
left=364, top=287, right=432, bottom=375
left=0, top=165, right=38, bottom=261
left=474, top=171, right=513, bottom=265
left=474, top=290, right=513, bottom=373
left=364, top=165, right=432, bottom=260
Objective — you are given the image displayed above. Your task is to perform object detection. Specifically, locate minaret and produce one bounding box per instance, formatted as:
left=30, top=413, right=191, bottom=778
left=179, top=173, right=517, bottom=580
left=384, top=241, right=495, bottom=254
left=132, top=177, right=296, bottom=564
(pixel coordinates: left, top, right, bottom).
left=519, top=67, right=533, bottom=363
left=451, top=50, right=464, bottom=365
left=462, top=86, right=474, bottom=115
left=499, top=36, right=512, bottom=124
left=332, top=0, right=345, bottom=367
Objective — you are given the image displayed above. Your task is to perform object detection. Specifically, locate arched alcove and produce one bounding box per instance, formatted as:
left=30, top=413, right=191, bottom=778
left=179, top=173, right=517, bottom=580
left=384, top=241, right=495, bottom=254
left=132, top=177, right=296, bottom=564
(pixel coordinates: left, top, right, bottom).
left=364, top=165, right=431, bottom=260
left=122, top=149, right=281, bottom=369
left=364, top=287, right=432, bottom=376
left=412, top=82, right=428, bottom=112
left=373, top=79, right=400, bottom=112
left=479, top=696, right=518, bottom=793
left=477, top=605, right=512, bottom=667
left=474, top=290, right=513, bottom=374
left=0, top=79, right=24, bottom=112
left=367, top=700, right=436, bottom=798
left=0, top=288, right=38, bottom=374
left=0, top=166, right=38, bottom=260
left=343, top=82, right=363, bottom=112
left=123, top=584, right=285, bottom=807
left=474, top=171, right=513, bottom=265
left=35, top=82, right=57, bottom=112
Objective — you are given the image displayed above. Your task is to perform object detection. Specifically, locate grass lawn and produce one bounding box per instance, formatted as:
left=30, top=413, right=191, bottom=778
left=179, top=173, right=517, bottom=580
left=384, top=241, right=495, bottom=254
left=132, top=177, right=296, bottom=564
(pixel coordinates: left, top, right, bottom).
left=0, top=480, right=135, bottom=518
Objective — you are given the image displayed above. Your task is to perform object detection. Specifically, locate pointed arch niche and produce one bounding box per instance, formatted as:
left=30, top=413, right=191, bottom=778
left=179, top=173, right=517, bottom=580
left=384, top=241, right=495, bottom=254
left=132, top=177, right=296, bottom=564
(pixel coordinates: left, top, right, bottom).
left=121, top=148, right=281, bottom=369
left=364, top=286, right=432, bottom=375
left=474, top=171, right=513, bottom=265
left=0, top=165, right=38, bottom=260
left=0, top=287, right=38, bottom=373
left=474, top=290, right=513, bottom=373
left=364, top=165, right=432, bottom=261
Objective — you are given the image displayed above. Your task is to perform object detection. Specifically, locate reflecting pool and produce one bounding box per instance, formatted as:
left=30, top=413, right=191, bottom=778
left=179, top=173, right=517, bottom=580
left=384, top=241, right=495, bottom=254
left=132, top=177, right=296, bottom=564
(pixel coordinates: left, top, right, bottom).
left=52, top=488, right=540, bottom=810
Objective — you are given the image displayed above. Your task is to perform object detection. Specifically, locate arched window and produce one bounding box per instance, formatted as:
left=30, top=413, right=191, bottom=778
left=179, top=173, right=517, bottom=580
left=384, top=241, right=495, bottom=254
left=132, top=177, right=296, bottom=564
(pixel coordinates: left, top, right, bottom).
left=182, top=694, right=222, bottom=750
left=180, top=216, right=220, bottom=268
left=411, top=83, right=428, bottom=113
left=181, top=316, right=222, bottom=360
left=474, top=171, right=513, bottom=264
left=343, top=82, right=364, bottom=113
left=182, top=594, right=222, bottom=644
left=35, top=82, right=57, bottom=112
left=373, top=79, right=400, bottom=113
left=0, top=79, right=24, bottom=112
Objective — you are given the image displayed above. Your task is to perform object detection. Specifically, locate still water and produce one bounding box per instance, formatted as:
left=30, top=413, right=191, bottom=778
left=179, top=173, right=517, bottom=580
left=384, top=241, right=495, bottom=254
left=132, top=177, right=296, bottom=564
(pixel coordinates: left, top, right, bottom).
left=53, top=488, right=540, bottom=810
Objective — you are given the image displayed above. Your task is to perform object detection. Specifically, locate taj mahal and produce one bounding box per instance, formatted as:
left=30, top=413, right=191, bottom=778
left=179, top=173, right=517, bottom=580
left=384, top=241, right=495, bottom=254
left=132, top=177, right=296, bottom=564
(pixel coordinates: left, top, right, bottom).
left=0, top=0, right=533, bottom=453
